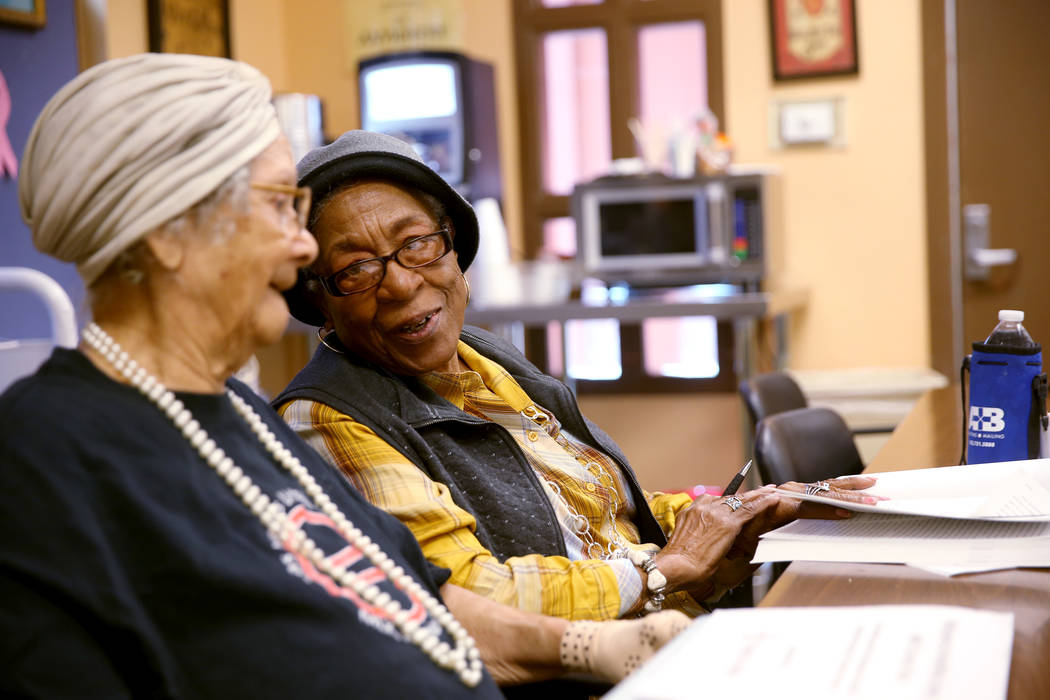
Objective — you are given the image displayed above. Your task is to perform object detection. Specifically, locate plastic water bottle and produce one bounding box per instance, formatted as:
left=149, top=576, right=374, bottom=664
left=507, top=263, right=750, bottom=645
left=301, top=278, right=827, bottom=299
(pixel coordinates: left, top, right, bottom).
left=966, top=309, right=1046, bottom=463
left=983, top=309, right=1035, bottom=349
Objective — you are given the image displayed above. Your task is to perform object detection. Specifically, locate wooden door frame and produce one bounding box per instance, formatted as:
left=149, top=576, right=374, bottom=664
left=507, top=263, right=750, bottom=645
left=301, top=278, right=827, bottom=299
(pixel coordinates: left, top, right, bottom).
left=922, top=0, right=964, bottom=379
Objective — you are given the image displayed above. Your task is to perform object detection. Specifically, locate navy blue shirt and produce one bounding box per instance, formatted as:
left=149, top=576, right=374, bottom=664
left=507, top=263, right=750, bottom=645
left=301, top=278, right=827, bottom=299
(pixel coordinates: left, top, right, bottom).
left=0, top=349, right=503, bottom=699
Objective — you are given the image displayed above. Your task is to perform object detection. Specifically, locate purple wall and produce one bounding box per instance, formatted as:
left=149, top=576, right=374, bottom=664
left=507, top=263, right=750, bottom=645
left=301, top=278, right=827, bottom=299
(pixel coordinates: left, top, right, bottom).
left=1, top=3, right=85, bottom=341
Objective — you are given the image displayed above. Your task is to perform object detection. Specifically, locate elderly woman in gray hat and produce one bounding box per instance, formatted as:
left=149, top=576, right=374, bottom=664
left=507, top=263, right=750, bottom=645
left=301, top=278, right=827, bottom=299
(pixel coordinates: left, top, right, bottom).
left=1, top=53, right=694, bottom=699
left=276, top=131, right=876, bottom=622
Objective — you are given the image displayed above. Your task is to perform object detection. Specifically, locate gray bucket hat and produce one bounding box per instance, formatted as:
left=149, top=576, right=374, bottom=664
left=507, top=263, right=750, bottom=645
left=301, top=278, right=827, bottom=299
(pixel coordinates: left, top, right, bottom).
left=285, top=130, right=479, bottom=326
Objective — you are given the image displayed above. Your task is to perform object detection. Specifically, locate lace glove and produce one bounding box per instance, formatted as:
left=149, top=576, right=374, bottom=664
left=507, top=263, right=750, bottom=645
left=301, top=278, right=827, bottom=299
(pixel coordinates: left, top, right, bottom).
left=559, top=610, right=692, bottom=683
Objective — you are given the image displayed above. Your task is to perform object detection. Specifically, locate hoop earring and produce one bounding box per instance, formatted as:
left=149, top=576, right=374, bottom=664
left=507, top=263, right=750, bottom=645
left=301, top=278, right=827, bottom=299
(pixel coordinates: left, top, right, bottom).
left=461, top=272, right=471, bottom=306
left=316, top=326, right=345, bottom=355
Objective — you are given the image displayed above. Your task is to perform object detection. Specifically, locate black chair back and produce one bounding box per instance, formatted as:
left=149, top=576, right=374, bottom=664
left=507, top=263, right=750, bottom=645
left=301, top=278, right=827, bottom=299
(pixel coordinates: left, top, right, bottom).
left=754, top=407, right=864, bottom=485
left=739, top=372, right=808, bottom=431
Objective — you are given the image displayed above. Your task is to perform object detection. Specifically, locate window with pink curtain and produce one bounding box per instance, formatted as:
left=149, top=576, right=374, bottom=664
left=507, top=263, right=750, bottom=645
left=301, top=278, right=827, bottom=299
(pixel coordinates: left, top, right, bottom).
left=636, top=20, right=717, bottom=379
left=539, top=17, right=718, bottom=382
left=541, top=28, right=612, bottom=197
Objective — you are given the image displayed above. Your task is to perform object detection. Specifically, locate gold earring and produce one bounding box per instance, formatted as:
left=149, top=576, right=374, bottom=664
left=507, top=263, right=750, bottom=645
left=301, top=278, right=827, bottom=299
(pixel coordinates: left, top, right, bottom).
left=316, top=326, right=345, bottom=355
left=461, top=273, right=471, bottom=306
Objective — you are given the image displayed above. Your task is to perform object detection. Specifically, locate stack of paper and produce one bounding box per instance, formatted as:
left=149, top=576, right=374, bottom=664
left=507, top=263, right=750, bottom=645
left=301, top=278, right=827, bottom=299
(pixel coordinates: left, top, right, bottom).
left=606, top=605, right=1013, bottom=700
left=754, top=458, right=1050, bottom=575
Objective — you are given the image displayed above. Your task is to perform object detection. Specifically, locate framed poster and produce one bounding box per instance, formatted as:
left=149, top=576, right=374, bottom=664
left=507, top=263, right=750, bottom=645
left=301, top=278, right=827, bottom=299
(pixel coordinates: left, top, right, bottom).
left=148, top=0, right=230, bottom=58
left=769, top=0, right=858, bottom=81
left=0, top=0, right=46, bottom=28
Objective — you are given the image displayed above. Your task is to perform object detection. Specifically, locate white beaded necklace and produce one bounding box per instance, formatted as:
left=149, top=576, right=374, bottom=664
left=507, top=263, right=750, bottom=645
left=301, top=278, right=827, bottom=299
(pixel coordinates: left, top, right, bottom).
left=81, top=322, right=483, bottom=687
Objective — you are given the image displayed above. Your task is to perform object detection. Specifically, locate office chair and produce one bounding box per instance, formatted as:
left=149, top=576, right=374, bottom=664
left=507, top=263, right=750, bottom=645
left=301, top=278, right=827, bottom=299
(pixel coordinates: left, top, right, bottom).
left=751, top=406, right=866, bottom=595
left=741, top=370, right=895, bottom=444
left=739, top=371, right=809, bottom=433
left=753, top=407, right=865, bottom=486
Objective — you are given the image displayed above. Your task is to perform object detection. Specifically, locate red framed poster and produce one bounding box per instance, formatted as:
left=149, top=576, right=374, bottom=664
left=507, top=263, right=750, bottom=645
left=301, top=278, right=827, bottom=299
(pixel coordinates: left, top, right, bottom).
left=769, top=0, right=858, bottom=81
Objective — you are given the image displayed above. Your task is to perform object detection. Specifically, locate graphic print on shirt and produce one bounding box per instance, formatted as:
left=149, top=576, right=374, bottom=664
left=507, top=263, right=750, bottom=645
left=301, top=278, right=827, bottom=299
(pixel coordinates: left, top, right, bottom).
left=269, top=489, right=436, bottom=642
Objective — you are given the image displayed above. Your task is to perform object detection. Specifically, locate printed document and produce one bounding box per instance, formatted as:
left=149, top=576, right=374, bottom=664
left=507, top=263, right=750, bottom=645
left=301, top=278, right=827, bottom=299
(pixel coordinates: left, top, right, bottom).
left=774, top=458, right=1050, bottom=521
left=752, top=513, right=1050, bottom=567
left=605, top=605, right=1013, bottom=700
left=757, top=458, right=1050, bottom=571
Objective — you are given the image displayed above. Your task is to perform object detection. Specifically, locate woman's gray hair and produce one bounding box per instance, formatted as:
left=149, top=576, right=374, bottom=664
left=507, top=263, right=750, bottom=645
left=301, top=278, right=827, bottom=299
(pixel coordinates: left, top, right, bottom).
left=161, top=163, right=252, bottom=243
left=91, top=164, right=252, bottom=295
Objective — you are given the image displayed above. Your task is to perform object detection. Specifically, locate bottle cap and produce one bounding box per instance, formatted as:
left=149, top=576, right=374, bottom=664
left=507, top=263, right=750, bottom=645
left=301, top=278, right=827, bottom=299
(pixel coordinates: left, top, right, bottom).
left=998, top=309, right=1024, bottom=322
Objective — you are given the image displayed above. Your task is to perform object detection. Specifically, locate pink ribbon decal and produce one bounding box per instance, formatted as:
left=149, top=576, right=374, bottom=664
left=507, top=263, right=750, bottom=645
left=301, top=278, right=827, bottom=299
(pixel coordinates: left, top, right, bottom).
left=0, top=69, right=18, bottom=178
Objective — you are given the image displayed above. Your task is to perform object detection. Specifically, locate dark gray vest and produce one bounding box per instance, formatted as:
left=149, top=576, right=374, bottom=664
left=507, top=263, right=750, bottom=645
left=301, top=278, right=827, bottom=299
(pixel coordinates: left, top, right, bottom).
left=273, top=326, right=668, bottom=562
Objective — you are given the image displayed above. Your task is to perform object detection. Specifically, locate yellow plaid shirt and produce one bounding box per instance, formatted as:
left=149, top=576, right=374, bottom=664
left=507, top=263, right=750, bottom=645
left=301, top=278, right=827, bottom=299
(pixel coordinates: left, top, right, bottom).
left=279, top=341, right=696, bottom=620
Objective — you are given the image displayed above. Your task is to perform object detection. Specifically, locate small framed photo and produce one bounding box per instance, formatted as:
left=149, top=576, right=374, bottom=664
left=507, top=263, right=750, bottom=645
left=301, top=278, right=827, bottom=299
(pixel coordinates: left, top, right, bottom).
left=0, top=0, right=46, bottom=28
left=769, top=0, right=859, bottom=81
left=148, top=0, right=230, bottom=58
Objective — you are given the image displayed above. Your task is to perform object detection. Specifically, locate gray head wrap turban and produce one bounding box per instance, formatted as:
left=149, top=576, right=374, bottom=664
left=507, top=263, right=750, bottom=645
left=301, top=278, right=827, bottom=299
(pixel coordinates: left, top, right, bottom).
left=19, top=53, right=280, bottom=286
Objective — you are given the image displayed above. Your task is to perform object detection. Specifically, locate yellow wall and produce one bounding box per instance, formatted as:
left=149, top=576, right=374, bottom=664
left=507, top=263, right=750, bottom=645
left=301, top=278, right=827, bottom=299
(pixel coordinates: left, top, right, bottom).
left=229, top=0, right=289, bottom=90
left=103, top=0, right=147, bottom=56
left=725, top=1, right=929, bottom=370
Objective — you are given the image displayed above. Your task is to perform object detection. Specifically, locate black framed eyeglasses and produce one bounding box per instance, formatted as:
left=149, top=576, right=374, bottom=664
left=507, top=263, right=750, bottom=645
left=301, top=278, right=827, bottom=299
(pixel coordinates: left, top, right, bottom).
left=313, top=229, right=454, bottom=296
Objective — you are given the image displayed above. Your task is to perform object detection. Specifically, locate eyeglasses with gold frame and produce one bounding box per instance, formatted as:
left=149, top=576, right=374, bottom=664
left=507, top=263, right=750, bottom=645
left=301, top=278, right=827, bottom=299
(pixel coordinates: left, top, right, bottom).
left=250, top=182, right=312, bottom=232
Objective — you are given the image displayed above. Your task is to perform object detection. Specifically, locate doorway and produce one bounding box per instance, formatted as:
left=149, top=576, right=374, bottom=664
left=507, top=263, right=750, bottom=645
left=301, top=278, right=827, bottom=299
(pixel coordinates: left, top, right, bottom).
left=925, top=0, right=1050, bottom=376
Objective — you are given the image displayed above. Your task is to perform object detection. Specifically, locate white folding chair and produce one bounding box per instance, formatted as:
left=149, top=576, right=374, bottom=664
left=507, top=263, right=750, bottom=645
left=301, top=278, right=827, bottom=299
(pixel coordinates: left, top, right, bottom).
left=0, top=267, right=78, bottom=393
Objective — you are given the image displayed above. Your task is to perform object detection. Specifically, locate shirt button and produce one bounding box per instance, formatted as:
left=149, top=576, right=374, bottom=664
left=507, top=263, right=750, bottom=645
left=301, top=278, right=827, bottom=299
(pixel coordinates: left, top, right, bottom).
left=586, top=483, right=597, bottom=492
left=526, top=430, right=539, bottom=442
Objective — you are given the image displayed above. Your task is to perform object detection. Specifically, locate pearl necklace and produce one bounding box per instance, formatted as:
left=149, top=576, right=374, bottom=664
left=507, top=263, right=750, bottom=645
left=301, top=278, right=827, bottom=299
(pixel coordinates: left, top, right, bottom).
left=81, top=323, right=483, bottom=687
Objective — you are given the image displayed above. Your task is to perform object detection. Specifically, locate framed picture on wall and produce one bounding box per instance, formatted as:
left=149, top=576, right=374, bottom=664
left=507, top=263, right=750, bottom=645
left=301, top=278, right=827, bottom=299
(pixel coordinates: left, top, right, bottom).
left=769, top=0, right=858, bottom=81
left=0, top=0, right=46, bottom=28
left=148, top=0, right=230, bottom=58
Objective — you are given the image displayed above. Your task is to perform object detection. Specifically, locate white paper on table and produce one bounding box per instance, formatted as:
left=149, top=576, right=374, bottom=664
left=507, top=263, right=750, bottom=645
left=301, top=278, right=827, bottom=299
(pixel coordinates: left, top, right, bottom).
left=774, top=458, right=1050, bottom=521
left=752, top=513, right=1050, bottom=567
left=605, top=605, right=1013, bottom=700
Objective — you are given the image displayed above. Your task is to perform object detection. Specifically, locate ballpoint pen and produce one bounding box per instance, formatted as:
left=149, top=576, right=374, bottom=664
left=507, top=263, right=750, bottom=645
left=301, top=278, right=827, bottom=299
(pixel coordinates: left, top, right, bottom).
left=722, top=459, right=752, bottom=497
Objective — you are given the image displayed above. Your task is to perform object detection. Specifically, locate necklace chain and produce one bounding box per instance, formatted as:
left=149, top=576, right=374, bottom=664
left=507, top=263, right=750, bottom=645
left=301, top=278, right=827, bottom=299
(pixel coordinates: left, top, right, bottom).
left=520, top=405, right=632, bottom=560
left=81, top=323, right=483, bottom=687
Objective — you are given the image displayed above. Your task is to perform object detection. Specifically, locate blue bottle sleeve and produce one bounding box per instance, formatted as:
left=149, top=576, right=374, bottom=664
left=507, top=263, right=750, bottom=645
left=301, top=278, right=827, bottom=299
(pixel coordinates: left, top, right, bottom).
left=966, top=344, right=1042, bottom=463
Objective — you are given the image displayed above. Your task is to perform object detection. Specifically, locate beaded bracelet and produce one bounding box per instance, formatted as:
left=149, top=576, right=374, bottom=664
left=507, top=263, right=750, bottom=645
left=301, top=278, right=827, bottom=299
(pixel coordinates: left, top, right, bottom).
left=627, top=549, right=668, bottom=613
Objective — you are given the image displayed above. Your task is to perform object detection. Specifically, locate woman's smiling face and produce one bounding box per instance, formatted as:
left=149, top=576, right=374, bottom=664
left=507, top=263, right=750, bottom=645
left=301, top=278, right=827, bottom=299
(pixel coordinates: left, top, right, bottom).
left=312, top=181, right=467, bottom=376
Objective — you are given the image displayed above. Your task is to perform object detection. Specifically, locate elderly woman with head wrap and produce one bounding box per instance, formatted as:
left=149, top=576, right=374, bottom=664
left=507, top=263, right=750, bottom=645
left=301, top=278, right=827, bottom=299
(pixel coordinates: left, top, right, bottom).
left=275, top=131, right=876, bottom=622
left=0, top=53, right=692, bottom=698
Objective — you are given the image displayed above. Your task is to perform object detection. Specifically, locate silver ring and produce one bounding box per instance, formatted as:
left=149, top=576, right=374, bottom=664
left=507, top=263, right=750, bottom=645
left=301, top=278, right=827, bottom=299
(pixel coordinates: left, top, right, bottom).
left=723, top=496, right=743, bottom=512
left=804, top=481, right=831, bottom=496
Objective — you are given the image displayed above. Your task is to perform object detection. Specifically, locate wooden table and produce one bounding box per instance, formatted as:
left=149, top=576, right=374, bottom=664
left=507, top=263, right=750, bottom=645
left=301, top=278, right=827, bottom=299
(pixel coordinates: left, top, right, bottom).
left=760, top=386, right=1050, bottom=697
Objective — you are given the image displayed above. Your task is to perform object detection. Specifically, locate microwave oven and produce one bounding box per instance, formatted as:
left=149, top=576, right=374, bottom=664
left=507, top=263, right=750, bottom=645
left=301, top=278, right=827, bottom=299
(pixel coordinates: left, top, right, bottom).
left=570, top=171, right=777, bottom=287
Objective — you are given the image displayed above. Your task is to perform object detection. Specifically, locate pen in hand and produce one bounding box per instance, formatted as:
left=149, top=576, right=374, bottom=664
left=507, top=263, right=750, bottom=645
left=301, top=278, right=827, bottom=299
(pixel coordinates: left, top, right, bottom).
left=722, top=460, right=753, bottom=497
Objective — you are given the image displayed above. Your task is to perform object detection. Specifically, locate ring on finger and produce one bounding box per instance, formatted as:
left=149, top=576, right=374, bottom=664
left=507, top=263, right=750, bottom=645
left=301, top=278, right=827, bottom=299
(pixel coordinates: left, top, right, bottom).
left=722, top=496, right=743, bottom=512
left=804, top=481, right=831, bottom=496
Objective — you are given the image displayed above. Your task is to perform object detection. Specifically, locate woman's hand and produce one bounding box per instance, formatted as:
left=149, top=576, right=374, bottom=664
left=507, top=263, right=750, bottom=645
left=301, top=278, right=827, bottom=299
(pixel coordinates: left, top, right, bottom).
left=441, top=584, right=690, bottom=687
left=652, top=476, right=879, bottom=597
left=560, top=610, right=691, bottom=683
left=652, top=489, right=784, bottom=595
left=774, top=475, right=881, bottom=522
